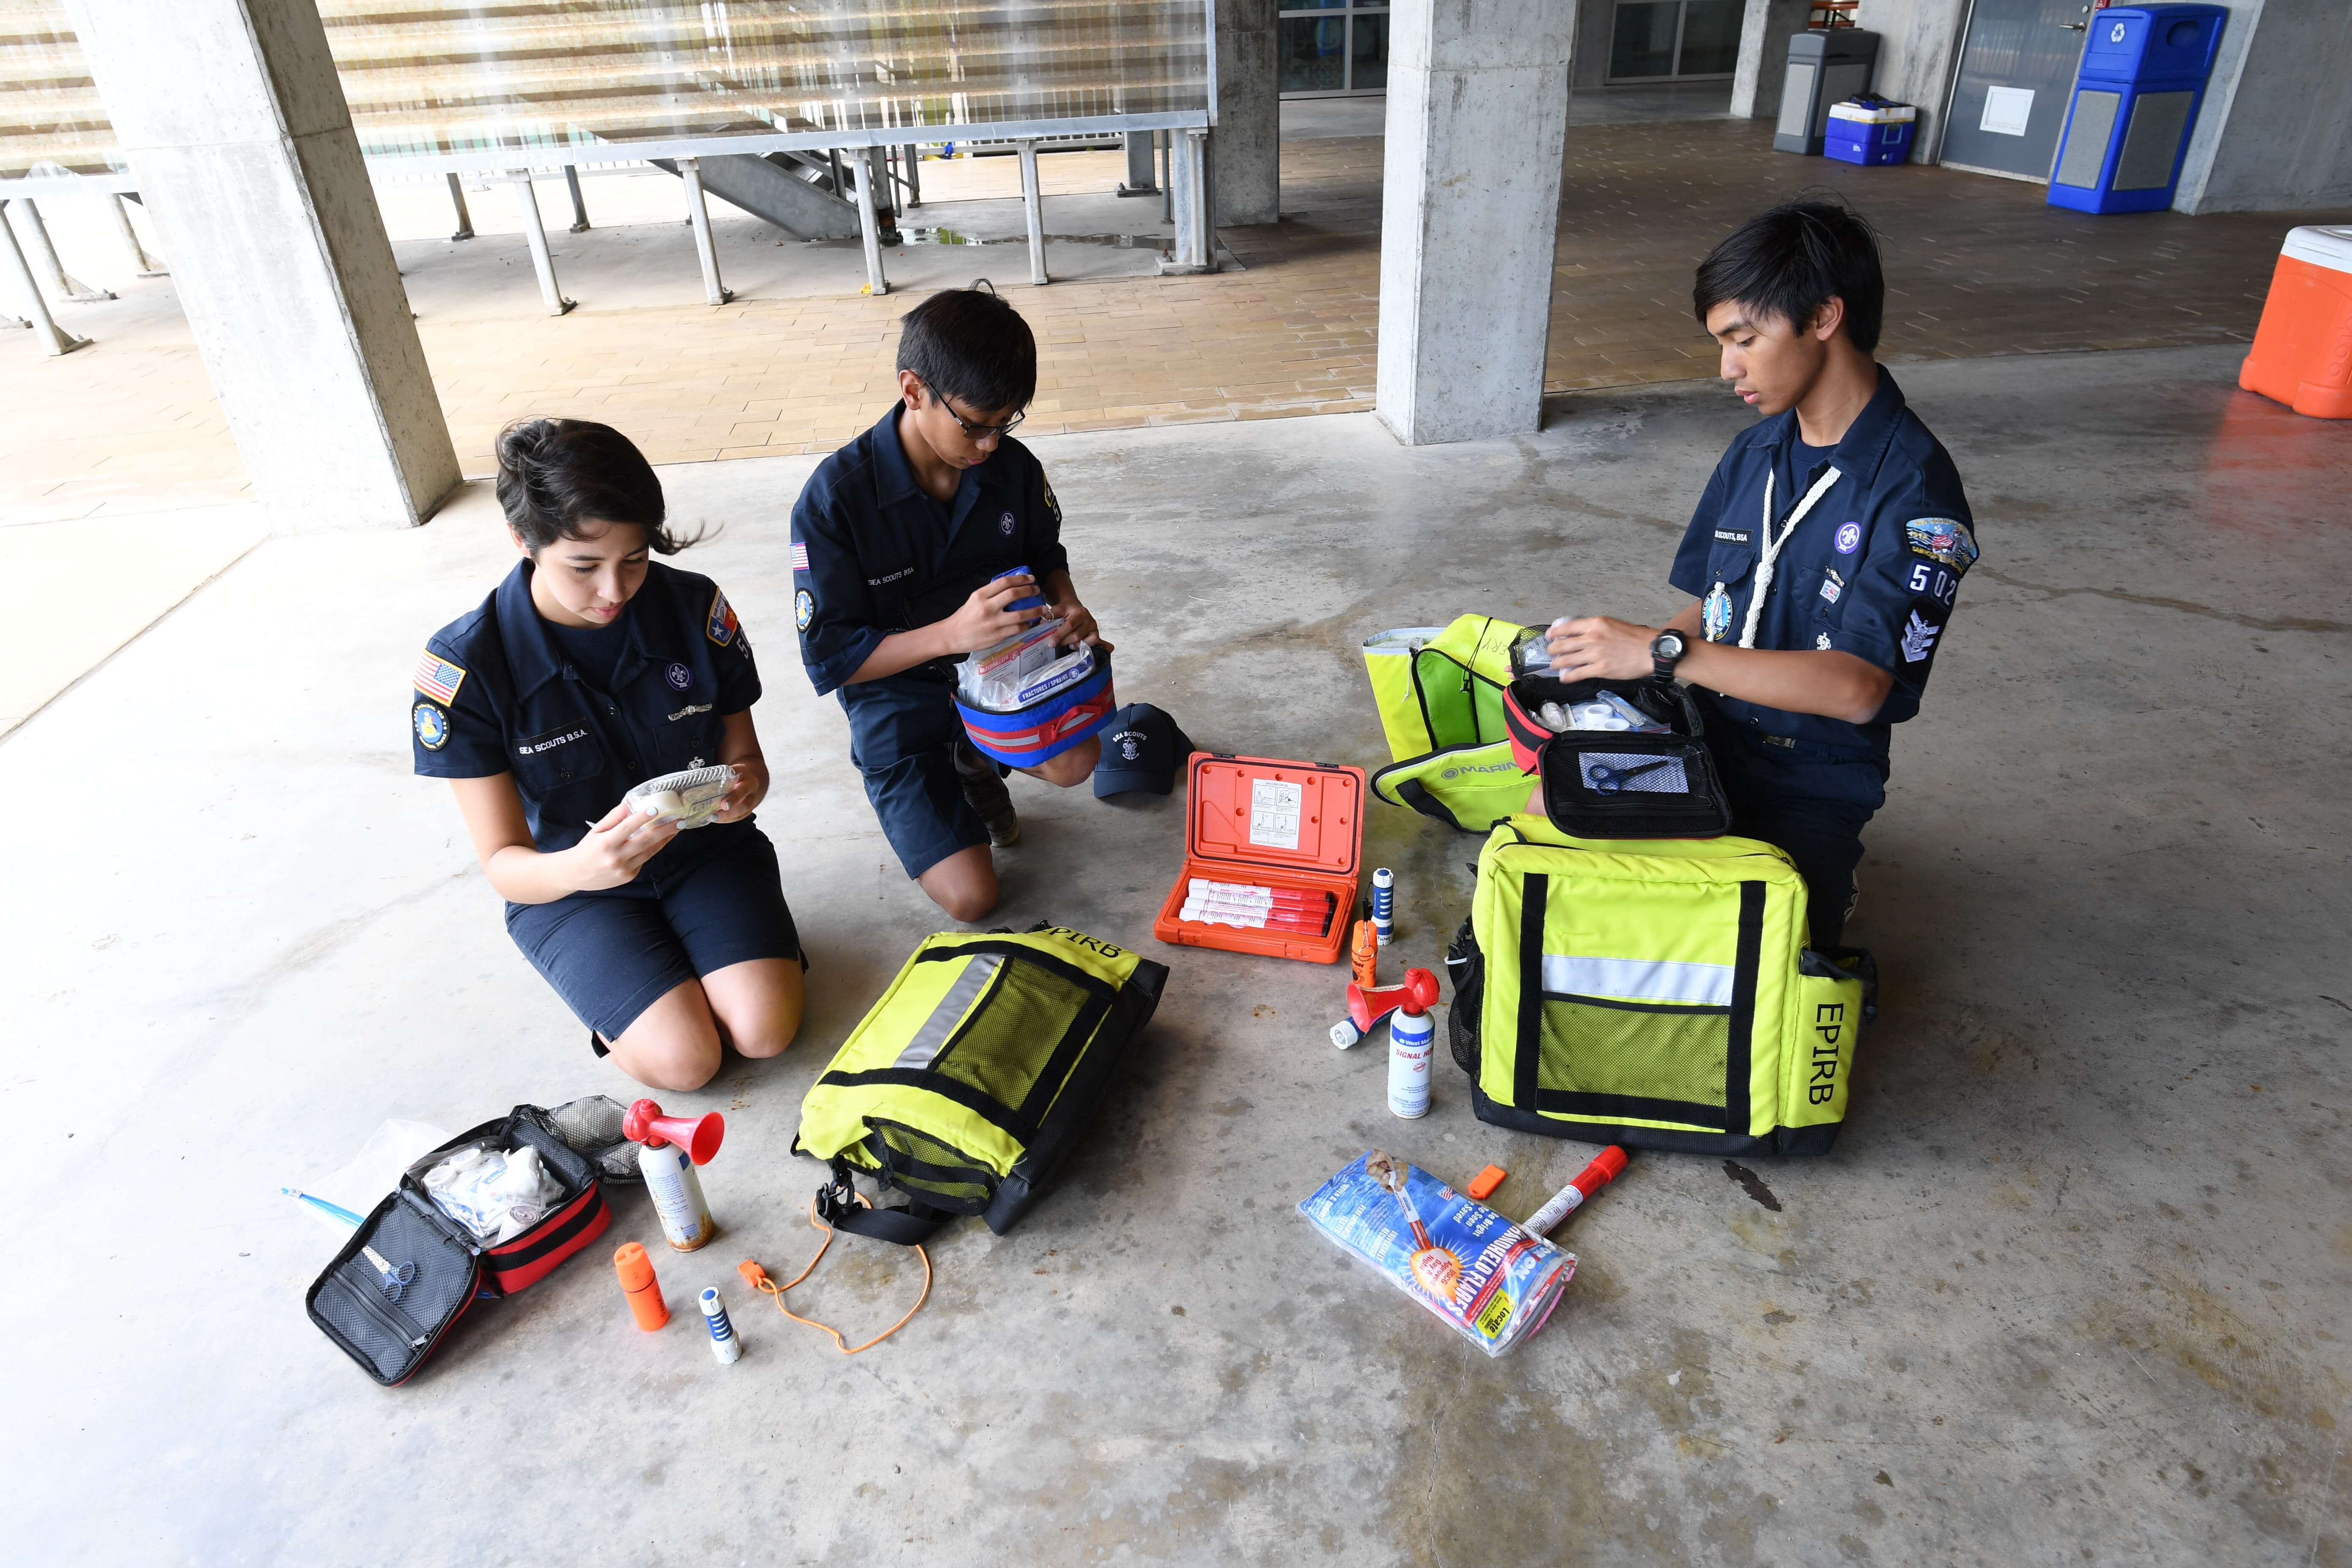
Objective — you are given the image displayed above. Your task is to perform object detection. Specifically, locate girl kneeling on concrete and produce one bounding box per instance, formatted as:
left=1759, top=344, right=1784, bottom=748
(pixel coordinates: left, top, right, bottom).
left=409, top=418, right=805, bottom=1091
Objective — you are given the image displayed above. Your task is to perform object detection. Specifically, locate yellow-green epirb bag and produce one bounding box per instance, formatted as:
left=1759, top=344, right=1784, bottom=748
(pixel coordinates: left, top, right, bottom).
left=1361, top=615, right=1543, bottom=833
left=1445, top=816, right=1876, bottom=1155
left=796, top=925, right=1168, bottom=1242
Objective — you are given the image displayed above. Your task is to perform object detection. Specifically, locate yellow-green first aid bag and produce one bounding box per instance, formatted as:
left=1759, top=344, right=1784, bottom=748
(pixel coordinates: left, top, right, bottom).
left=796, top=925, right=1168, bottom=1242
left=1361, top=615, right=1541, bottom=762
left=1363, top=615, right=1542, bottom=833
left=1445, top=816, right=1876, bottom=1155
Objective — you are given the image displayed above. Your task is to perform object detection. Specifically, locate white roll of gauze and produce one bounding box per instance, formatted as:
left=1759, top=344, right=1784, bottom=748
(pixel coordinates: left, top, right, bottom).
left=1538, top=702, right=1573, bottom=733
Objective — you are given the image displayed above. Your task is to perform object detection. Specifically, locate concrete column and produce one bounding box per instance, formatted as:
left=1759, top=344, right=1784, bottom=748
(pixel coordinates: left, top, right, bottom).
left=64, top=0, right=460, bottom=531
left=1731, top=0, right=1821, bottom=122
left=2175, top=1, right=2352, bottom=215
left=1376, top=0, right=1575, bottom=446
left=1212, top=0, right=1279, bottom=227
left=1851, top=0, right=1969, bottom=162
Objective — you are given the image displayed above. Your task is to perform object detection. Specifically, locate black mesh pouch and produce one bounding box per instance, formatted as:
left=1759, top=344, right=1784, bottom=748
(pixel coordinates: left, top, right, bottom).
left=305, top=1190, right=483, bottom=1387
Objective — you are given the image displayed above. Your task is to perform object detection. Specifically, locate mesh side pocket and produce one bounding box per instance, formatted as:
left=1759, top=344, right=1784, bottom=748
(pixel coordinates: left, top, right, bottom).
left=870, top=1121, right=997, bottom=1214
left=931, top=958, right=1089, bottom=1112
left=1578, top=752, right=1690, bottom=795
left=1538, top=995, right=1729, bottom=1111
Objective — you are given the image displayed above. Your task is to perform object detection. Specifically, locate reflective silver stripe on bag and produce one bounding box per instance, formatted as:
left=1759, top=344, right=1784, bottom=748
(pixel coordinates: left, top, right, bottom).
left=890, top=953, right=1004, bottom=1071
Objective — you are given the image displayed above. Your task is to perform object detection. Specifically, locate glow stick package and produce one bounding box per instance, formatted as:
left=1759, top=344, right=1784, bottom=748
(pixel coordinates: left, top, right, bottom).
left=625, top=764, right=733, bottom=829
left=1299, top=1149, right=1575, bottom=1356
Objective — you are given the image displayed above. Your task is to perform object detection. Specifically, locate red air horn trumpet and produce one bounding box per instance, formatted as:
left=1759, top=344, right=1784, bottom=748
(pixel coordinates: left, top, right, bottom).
left=1330, top=967, right=1441, bottom=1050
left=623, top=1099, right=725, bottom=1165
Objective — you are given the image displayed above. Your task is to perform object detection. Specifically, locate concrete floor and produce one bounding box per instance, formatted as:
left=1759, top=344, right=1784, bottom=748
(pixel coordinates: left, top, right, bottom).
left=8, top=345, right=2350, bottom=1564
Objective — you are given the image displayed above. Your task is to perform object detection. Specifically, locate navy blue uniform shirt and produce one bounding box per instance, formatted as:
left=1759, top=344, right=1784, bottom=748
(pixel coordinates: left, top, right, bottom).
left=1668, top=367, right=1978, bottom=770
left=790, top=404, right=1069, bottom=698
left=410, top=559, right=760, bottom=857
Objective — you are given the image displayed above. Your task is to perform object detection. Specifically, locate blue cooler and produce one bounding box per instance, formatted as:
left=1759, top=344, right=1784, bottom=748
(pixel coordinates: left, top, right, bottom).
left=1824, top=97, right=1916, bottom=166
left=2047, top=5, right=2226, bottom=215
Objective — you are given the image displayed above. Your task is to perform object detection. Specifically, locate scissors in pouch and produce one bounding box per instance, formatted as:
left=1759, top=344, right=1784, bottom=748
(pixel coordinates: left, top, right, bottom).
left=1584, top=757, right=1678, bottom=796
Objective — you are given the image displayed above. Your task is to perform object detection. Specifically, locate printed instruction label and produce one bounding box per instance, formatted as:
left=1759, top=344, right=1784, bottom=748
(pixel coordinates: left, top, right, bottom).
left=1248, top=777, right=1304, bottom=852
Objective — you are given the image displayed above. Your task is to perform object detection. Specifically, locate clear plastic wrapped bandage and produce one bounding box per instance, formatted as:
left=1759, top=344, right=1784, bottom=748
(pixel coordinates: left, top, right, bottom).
left=624, top=764, right=733, bottom=828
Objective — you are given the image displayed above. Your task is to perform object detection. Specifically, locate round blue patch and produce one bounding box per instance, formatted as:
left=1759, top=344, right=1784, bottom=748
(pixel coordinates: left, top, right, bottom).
left=999, top=510, right=1015, bottom=536
left=794, top=588, right=813, bottom=632
left=665, top=661, right=693, bottom=691
left=1834, top=521, right=1862, bottom=555
left=413, top=701, right=449, bottom=751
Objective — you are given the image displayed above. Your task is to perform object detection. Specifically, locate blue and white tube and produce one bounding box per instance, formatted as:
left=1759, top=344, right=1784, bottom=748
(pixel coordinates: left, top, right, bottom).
left=699, top=1286, right=741, bottom=1364
left=1371, top=867, right=1395, bottom=946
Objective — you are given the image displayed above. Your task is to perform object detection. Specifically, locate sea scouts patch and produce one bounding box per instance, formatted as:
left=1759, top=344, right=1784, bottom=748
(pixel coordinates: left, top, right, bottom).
left=998, top=509, right=1015, bottom=536
left=1816, top=633, right=1832, bottom=651
left=1905, top=517, right=1979, bottom=574
left=1043, top=476, right=1061, bottom=526
left=413, top=701, right=449, bottom=751
left=413, top=650, right=466, bottom=704
left=1702, top=583, right=1733, bottom=642
left=1833, top=521, right=1862, bottom=555
left=795, top=589, right=813, bottom=632
left=705, top=588, right=739, bottom=647
left=665, top=662, right=692, bottom=691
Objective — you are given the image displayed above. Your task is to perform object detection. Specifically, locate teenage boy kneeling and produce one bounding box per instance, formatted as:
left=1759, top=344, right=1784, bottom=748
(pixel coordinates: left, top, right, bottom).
left=791, top=284, right=1109, bottom=923
left=1542, top=201, right=1979, bottom=947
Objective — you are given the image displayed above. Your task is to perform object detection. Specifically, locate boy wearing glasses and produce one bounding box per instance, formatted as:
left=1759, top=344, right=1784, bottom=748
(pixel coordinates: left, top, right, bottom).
left=790, top=284, right=1110, bottom=923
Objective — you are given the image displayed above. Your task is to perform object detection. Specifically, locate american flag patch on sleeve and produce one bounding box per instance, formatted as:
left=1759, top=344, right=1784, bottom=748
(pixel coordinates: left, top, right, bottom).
left=790, top=541, right=810, bottom=572
left=412, top=650, right=466, bottom=704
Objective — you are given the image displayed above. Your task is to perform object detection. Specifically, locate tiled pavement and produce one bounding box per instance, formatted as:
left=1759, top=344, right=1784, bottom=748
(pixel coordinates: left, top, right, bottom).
left=5, top=121, right=2341, bottom=525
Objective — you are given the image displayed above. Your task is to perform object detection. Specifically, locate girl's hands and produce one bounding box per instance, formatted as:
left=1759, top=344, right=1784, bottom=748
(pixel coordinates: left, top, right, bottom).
left=710, top=761, right=766, bottom=823
left=568, top=798, right=679, bottom=890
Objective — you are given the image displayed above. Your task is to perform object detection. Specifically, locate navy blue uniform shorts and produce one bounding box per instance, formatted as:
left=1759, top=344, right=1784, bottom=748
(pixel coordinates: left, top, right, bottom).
left=504, top=819, right=803, bottom=1047
left=1704, top=718, right=1885, bottom=951
left=842, top=671, right=989, bottom=880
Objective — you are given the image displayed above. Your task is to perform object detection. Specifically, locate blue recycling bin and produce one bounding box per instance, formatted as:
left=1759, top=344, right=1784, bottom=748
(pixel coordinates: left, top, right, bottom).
left=2047, top=5, right=2226, bottom=215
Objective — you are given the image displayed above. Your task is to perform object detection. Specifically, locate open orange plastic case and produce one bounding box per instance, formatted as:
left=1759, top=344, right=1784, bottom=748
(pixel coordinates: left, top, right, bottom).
left=1153, top=752, right=1365, bottom=965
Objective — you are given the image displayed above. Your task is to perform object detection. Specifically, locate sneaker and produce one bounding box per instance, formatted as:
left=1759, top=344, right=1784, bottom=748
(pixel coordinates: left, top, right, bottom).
left=953, top=739, right=1021, bottom=847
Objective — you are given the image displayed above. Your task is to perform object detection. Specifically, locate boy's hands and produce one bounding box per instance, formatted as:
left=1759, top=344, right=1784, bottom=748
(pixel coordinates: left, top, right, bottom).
left=1048, top=594, right=1109, bottom=652
left=1547, top=616, right=1658, bottom=683
left=943, top=573, right=1050, bottom=656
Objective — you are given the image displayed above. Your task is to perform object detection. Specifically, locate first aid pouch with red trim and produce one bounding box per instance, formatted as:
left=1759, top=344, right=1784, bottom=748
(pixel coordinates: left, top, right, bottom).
left=1501, top=674, right=1731, bottom=840
left=305, top=1105, right=609, bottom=1386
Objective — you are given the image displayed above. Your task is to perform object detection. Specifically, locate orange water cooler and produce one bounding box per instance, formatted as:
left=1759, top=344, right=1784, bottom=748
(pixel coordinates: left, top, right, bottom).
left=2240, top=226, right=2352, bottom=419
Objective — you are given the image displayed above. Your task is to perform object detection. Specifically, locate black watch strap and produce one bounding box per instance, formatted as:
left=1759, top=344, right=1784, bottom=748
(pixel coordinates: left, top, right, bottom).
left=1650, top=631, right=1686, bottom=683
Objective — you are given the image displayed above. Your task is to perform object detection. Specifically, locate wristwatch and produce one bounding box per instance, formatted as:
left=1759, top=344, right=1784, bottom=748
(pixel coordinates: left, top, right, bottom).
left=1650, top=628, right=1688, bottom=683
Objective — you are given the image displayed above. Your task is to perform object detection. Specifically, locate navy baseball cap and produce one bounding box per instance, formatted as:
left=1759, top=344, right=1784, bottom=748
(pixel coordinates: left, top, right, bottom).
left=1093, top=704, right=1195, bottom=797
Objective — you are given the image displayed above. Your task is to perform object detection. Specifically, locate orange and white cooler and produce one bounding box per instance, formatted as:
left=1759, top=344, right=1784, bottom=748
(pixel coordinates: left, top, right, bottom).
left=2240, top=226, right=2352, bottom=419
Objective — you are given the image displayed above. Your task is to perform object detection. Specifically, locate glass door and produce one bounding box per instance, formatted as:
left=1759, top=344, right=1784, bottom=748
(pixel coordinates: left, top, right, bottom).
left=1607, top=0, right=1741, bottom=83
left=1278, top=1, right=1389, bottom=97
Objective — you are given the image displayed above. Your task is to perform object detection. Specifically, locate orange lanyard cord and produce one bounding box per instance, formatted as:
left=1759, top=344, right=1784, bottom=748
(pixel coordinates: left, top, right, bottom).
left=738, top=1193, right=931, bottom=1355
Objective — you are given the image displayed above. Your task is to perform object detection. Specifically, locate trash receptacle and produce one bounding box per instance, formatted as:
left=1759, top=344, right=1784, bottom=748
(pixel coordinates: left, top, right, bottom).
left=2047, top=4, right=2226, bottom=215
left=2240, top=226, right=2352, bottom=420
left=1774, top=29, right=1879, bottom=156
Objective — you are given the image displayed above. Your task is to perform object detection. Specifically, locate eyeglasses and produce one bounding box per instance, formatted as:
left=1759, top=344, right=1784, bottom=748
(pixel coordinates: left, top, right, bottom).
left=915, top=378, right=1025, bottom=440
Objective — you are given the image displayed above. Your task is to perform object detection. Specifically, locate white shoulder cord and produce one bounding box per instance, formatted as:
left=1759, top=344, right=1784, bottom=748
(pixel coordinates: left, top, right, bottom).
left=1738, top=463, right=1843, bottom=648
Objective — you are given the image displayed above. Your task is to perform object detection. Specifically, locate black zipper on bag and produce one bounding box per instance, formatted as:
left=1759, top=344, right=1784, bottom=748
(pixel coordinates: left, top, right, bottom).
left=331, top=1271, right=430, bottom=1351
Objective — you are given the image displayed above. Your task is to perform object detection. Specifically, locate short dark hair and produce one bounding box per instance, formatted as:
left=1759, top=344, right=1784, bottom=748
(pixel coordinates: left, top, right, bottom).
left=494, top=418, right=693, bottom=554
left=895, top=281, right=1037, bottom=415
left=1693, top=200, right=1885, bottom=354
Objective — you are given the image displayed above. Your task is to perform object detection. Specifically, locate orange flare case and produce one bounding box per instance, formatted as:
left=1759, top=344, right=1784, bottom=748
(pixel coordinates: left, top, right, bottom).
left=1153, top=752, right=1364, bottom=965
